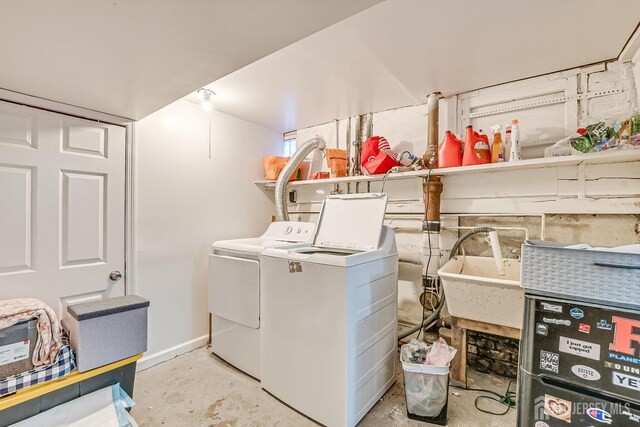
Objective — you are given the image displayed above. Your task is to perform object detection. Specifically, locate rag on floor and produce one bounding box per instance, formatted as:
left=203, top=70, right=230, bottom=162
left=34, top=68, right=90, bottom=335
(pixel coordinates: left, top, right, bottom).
left=0, top=298, right=63, bottom=367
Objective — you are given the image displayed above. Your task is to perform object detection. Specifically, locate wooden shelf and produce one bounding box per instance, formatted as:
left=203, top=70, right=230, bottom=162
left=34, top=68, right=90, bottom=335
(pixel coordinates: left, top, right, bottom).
left=255, top=149, right=640, bottom=190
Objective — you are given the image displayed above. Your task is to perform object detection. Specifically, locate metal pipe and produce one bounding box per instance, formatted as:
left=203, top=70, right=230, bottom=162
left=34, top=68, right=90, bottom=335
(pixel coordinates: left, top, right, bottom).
left=352, top=115, right=363, bottom=177
left=346, top=117, right=352, bottom=194
left=443, top=225, right=530, bottom=241
left=275, top=136, right=326, bottom=221
left=424, top=176, right=443, bottom=223
left=423, top=92, right=441, bottom=169
left=365, top=112, right=373, bottom=139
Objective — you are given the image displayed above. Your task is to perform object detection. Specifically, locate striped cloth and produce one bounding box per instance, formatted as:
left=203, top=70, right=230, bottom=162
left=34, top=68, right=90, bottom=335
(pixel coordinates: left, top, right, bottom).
left=0, top=344, right=76, bottom=397
left=376, top=136, right=399, bottom=160
left=0, top=299, right=63, bottom=367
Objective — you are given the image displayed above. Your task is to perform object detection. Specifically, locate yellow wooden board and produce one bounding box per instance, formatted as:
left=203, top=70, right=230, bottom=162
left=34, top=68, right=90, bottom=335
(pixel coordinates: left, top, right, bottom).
left=0, top=354, right=142, bottom=411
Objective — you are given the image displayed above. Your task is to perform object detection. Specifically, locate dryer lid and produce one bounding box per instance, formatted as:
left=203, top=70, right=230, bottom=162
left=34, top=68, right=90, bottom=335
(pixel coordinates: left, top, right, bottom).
left=312, top=193, right=387, bottom=251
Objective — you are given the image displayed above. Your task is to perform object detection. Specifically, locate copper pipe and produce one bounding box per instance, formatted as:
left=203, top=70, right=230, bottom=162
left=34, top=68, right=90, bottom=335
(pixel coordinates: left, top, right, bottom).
left=423, top=92, right=442, bottom=169
left=424, top=175, right=443, bottom=223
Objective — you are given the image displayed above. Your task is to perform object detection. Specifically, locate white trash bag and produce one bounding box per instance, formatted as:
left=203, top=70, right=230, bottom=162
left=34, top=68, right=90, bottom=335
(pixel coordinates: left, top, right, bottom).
left=401, top=338, right=457, bottom=418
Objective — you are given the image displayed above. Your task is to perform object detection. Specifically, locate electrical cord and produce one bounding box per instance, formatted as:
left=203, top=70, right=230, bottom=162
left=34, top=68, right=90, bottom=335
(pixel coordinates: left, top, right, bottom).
left=380, top=169, right=392, bottom=193
left=416, top=161, right=435, bottom=341
left=452, top=380, right=517, bottom=416
left=208, top=110, right=213, bottom=159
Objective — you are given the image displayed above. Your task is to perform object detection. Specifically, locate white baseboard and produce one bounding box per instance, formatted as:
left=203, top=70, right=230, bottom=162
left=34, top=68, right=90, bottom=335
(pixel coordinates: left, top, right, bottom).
left=137, top=335, right=208, bottom=371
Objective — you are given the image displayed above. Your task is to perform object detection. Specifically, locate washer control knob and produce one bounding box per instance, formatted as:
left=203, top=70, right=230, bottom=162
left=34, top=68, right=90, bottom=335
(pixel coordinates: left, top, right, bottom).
left=284, top=226, right=293, bottom=235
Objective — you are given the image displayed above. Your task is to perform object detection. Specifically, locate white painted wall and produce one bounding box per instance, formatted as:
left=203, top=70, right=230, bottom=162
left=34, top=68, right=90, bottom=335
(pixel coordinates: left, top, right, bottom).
left=133, top=99, right=281, bottom=369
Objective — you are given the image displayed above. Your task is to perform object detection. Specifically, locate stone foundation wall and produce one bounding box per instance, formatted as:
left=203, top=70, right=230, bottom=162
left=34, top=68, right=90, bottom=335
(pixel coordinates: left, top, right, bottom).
left=467, top=331, right=519, bottom=379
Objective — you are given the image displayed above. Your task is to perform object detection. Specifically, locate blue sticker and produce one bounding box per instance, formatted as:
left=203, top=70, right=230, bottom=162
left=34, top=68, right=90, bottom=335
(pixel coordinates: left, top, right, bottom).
left=536, top=323, right=548, bottom=336
left=570, top=308, right=584, bottom=320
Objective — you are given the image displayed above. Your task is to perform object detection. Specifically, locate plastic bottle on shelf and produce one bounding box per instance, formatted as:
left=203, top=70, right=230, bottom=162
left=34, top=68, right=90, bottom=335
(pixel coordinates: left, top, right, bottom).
left=462, top=125, right=491, bottom=166
left=509, top=119, right=522, bottom=161
left=438, top=131, right=463, bottom=168
left=478, top=129, right=490, bottom=151
left=490, top=125, right=504, bottom=163
left=504, top=125, right=512, bottom=162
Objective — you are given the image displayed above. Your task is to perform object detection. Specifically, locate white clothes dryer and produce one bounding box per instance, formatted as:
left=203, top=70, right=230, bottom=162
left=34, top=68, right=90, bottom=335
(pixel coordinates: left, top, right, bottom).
left=261, top=194, right=398, bottom=427
left=208, top=221, right=314, bottom=379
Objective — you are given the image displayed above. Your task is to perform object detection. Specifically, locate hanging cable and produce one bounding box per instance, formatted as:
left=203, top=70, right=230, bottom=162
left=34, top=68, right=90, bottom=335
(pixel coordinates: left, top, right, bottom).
left=380, top=169, right=393, bottom=193
left=208, top=110, right=213, bottom=159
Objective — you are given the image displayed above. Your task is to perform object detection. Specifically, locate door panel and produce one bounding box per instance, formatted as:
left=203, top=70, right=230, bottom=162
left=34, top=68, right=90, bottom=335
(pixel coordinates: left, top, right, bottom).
left=60, top=171, right=106, bottom=266
left=0, top=103, right=37, bottom=148
left=0, top=165, right=33, bottom=273
left=0, top=101, right=126, bottom=318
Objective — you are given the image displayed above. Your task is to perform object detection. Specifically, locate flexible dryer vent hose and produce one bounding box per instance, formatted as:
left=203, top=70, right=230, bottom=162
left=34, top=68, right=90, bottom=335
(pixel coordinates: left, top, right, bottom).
left=275, top=136, right=326, bottom=221
left=397, top=227, right=497, bottom=341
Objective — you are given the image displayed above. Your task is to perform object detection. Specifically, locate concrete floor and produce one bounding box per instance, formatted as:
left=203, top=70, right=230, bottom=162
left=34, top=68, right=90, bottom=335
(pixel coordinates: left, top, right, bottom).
left=132, top=347, right=516, bottom=426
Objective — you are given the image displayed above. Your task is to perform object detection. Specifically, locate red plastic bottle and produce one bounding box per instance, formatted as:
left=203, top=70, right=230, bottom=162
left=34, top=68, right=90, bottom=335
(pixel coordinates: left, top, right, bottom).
left=438, top=131, right=463, bottom=168
left=462, top=125, right=491, bottom=166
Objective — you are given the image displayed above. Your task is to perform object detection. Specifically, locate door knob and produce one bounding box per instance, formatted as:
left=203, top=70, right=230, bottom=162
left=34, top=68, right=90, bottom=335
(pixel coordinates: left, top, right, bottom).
left=109, top=271, right=123, bottom=281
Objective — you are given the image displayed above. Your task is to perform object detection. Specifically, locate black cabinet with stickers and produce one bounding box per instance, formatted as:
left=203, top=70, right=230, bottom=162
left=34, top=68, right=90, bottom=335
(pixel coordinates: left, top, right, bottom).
left=518, top=295, right=640, bottom=426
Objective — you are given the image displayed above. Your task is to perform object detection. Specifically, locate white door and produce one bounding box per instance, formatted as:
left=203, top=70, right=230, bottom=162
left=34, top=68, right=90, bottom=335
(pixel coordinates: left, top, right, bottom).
left=0, top=101, right=126, bottom=318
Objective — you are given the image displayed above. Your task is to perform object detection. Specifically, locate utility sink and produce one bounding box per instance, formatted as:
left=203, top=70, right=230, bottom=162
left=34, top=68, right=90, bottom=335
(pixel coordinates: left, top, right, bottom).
left=438, top=256, right=523, bottom=329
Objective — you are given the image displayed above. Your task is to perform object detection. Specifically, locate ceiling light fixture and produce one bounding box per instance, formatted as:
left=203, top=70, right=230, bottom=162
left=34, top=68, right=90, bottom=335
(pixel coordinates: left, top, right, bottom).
left=197, top=88, right=215, bottom=112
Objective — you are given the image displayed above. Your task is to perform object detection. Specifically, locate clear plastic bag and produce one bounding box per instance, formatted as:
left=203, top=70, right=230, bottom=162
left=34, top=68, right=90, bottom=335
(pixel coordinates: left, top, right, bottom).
left=403, top=369, right=449, bottom=417
left=427, top=337, right=457, bottom=366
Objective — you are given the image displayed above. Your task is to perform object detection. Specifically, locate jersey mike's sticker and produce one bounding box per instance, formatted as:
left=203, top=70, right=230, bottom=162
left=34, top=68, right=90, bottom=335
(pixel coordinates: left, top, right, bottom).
left=571, top=364, right=601, bottom=381
left=612, top=371, right=640, bottom=392
left=559, top=336, right=601, bottom=361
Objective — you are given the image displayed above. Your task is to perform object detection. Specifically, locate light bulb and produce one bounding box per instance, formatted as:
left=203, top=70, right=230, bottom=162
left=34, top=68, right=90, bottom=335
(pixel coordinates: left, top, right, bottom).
left=197, top=88, right=215, bottom=112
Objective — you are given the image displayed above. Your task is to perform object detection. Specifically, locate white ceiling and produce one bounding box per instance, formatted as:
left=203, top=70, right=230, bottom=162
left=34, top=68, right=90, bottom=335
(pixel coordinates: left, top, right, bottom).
left=188, top=0, right=640, bottom=133
left=0, top=0, right=382, bottom=120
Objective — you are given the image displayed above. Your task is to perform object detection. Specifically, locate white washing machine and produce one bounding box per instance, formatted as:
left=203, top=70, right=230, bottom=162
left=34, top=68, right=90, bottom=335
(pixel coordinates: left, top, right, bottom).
left=261, top=193, right=398, bottom=427
left=208, top=221, right=315, bottom=379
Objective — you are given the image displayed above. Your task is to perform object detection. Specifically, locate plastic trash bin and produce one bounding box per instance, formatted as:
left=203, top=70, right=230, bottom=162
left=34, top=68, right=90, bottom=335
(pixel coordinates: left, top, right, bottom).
left=402, top=358, right=450, bottom=425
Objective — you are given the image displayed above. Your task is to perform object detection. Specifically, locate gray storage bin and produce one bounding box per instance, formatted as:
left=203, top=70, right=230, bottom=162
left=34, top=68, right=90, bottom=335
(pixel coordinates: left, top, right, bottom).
left=0, top=319, right=37, bottom=379
left=0, top=359, right=137, bottom=427
left=63, top=295, right=150, bottom=372
left=521, top=240, right=640, bottom=310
